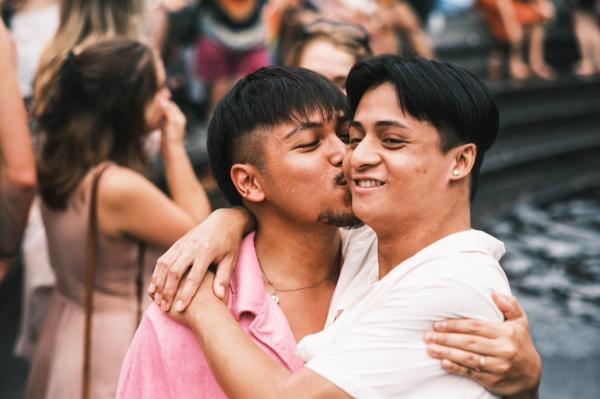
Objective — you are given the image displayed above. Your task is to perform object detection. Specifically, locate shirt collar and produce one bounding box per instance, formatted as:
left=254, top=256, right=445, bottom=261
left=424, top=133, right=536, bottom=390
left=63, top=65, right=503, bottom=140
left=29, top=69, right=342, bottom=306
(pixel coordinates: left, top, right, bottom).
left=228, top=232, right=268, bottom=319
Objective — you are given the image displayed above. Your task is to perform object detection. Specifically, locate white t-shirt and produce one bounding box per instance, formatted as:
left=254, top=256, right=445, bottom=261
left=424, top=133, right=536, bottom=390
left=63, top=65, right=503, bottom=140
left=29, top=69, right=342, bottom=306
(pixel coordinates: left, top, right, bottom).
left=298, top=228, right=510, bottom=399
left=11, top=4, right=60, bottom=98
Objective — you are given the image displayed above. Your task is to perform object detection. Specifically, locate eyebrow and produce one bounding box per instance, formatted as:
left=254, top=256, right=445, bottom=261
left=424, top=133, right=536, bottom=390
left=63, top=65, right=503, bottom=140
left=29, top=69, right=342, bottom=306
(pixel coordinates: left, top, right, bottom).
left=374, top=120, right=409, bottom=129
left=284, top=121, right=324, bottom=140
left=349, top=120, right=409, bottom=131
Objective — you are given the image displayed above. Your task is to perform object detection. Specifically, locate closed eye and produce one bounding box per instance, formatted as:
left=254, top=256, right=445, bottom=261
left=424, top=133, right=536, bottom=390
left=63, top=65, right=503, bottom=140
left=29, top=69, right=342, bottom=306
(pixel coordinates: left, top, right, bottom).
left=296, top=139, right=321, bottom=150
left=382, top=137, right=406, bottom=146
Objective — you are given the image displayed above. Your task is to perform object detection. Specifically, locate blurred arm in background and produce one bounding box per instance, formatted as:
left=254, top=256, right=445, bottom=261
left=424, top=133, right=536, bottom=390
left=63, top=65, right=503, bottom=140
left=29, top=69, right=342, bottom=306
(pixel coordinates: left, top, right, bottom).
left=0, top=18, right=37, bottom=281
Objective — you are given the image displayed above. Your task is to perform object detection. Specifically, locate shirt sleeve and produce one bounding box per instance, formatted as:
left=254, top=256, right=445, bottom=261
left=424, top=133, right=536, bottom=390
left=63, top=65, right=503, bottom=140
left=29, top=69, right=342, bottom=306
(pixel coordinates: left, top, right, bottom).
left=305, top=256, right=507, bottom=399
left=116, top=312, right=175, bottom=399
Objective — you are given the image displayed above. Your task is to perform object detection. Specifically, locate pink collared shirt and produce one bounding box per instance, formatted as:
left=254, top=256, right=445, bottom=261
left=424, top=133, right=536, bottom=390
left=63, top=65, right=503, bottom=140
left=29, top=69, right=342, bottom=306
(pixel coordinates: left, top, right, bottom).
left=116, top=233, right=304, bottom=398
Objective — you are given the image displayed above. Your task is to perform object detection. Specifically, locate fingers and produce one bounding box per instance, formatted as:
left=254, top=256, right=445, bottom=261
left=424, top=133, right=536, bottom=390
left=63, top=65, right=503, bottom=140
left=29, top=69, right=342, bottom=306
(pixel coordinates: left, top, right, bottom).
left=161, top=99, right=186, bottom=126
left=425, top=325, right=519, bottom=366
left=213, top=254, right=236, bottom=300
left=428, top=344, right=498, bottom=373
left=432, top=318, right=503, bottom=339
left=425, top=332, right=498, bottom=356
left=150, top=251, right=181, bottom=307
left=439, top=359, right=490, bottom=385
left=160, top=252, right=199, bottom=311
left=172, top=254, right=210, bottom=312
left=492, top=292, right=525, bottom=321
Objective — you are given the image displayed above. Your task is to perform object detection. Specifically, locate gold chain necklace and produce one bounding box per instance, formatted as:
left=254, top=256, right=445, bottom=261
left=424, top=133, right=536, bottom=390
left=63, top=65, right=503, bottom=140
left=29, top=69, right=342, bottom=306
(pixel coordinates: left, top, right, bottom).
left=259, top=263, right=338, bottom=305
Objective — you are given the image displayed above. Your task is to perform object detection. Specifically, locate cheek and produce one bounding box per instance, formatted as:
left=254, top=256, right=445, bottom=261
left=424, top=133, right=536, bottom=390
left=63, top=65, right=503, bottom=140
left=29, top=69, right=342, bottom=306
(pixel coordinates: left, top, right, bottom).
left=342, top=150, right=353, bottom=177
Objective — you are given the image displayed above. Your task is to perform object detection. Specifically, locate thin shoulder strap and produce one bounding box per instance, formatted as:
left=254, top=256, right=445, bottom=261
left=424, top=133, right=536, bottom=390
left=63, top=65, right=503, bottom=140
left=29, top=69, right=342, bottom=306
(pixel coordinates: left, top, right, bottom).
left=82, top=164, right=110, bottom=399
left=136, top=242, right=146, bottom=325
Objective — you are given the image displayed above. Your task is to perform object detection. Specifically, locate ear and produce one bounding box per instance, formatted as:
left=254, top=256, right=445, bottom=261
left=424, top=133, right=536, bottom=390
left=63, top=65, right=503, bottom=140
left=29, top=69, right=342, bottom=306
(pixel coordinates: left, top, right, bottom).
left=449, top=143, right=477, bottom=181
left=230, top=164, right=266, bottom=203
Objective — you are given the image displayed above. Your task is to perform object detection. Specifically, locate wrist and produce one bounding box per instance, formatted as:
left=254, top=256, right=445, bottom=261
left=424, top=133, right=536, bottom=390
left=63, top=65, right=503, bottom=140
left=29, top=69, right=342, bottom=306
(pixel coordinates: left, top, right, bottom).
left=160, top=140, right=187, bottom=159
left=212, top=207, right=255, bottom=234
left=185, top=293, right=227, bottom=329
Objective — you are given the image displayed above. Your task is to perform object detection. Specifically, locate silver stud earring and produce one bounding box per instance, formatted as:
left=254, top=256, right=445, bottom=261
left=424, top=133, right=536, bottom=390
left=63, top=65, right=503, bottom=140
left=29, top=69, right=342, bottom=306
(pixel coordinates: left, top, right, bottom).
left=452, top=170, right=460, bottom=176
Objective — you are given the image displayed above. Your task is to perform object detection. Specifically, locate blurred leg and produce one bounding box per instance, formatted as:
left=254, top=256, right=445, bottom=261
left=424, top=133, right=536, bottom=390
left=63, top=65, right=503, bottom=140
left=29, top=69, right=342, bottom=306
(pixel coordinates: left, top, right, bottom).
left=528, top=24, right=554, bottom=79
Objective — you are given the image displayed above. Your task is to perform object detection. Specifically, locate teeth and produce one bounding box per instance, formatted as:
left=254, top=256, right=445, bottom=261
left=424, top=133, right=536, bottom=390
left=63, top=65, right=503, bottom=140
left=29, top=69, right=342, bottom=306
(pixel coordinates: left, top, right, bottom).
left=356, top=179, right=384, bottom=188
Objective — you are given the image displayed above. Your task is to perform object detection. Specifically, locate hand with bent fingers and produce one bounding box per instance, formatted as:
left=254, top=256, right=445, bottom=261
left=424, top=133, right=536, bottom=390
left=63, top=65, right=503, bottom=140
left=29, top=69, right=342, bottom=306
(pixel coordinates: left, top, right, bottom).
left=424, top=292, right=541, bottom=399
left=149, top=207, right=255, bottom=312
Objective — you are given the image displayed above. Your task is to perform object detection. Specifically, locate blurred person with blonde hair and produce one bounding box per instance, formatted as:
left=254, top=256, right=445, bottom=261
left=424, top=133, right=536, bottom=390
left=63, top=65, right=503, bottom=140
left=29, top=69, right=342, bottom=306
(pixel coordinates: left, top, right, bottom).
left=285, top=18, right=373, bottom=91
left=26, top=38, right=210, bottom=399
left=32, top=0, right=143, bottom=119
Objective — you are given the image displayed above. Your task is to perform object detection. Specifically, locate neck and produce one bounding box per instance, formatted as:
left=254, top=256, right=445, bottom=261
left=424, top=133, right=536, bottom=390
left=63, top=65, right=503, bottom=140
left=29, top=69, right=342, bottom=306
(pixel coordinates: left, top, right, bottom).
left=376, top=202, right=471, bottom=278
left=253, top=215, right=341, bottom=289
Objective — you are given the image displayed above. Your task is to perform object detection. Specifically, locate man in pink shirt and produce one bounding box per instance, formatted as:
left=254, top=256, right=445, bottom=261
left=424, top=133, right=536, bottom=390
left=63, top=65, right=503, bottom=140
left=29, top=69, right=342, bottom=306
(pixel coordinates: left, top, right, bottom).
left=117, top=233, right=304, bottom=398
left=118, top=66, right=541, bottom=398
left=118, top=66, right=355, bottom=398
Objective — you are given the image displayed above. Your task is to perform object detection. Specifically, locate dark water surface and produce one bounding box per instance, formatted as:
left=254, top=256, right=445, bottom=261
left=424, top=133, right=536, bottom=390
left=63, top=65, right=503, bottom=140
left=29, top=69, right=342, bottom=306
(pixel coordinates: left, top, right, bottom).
left=483, top=186, right=600, bottom=399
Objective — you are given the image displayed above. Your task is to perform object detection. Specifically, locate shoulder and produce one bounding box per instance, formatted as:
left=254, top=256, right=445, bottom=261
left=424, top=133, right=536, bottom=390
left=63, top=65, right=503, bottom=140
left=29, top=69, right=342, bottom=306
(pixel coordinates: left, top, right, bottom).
left=382, top=254, right=509, bottom=322
left=99, top=166, right=150, bottom=204
left=97, top=165, right=164, bottom=218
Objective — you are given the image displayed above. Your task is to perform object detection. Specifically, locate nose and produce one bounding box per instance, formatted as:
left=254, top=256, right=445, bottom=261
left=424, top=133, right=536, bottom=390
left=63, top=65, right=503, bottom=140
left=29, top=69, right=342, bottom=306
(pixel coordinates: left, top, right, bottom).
left=351, top=135, right=380, bottom=171
left=328, top=133, right=347, bottom=167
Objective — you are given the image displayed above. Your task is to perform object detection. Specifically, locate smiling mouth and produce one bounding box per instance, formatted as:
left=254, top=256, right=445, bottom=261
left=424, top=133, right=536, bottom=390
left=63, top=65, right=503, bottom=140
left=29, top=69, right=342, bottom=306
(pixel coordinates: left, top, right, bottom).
left=355, top=179, right=385, bottom=188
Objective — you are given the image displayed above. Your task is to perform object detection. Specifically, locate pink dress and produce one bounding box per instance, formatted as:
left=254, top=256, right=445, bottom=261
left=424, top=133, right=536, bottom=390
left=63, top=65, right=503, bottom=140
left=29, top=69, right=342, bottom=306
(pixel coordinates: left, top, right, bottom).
left=25, top=167, right=157, bottom=399
left=117, top=232, right=304, bottom=398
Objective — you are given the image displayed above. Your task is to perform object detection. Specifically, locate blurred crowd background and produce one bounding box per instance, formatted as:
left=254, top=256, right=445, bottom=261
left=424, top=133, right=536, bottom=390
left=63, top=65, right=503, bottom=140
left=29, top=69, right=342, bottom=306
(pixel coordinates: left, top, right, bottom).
left=1, top=0, right=599, bottom=398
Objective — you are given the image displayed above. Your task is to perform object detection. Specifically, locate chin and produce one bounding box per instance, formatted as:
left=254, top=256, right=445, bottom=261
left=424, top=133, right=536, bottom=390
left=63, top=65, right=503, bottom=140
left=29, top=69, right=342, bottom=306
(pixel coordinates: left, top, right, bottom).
left=350, top=200, right=381, bottom=227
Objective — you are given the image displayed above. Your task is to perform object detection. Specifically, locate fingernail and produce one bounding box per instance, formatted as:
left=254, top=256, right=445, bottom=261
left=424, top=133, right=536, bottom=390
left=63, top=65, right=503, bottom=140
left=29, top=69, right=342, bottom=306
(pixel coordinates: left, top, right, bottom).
left=428, top=344, right=444, bottom=356
left=175, top=300, right=184, bottom=312
left=154, top=294, right=162, bottom=306
left=148, top=283, right=155, bottom=294
left=424, top=332, right=436, bottom=342
left=215, top=285, right=225, bottom=298
left=161, top=300, right=167, bottom=312
left=434, top=321, right=446, bottom=330
left=496, top=292, right=510, bottom=306
left=441, top=359, right=453, bottom=369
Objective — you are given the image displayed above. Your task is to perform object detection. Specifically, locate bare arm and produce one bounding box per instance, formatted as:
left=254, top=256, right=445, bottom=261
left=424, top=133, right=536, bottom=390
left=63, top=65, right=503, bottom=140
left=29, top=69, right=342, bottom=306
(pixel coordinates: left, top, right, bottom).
left=0, top=20, right=37, bottom=274
left=160, top=99, right=211, bottom=222
left=183, top=273, right=351, bottom=399
left=98, top=100, right=210, bottom=249
left=425, top=292, right=541, bottom=399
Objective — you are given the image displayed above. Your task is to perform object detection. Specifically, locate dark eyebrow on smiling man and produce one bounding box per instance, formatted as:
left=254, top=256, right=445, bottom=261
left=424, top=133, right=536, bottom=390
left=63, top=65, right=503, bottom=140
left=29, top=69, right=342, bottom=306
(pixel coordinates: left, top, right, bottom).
left=349, top=119, right=409, bottom=132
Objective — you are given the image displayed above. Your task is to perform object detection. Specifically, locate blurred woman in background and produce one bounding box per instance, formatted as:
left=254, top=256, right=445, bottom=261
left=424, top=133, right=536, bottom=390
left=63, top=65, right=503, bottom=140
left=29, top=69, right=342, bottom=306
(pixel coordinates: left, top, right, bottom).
left=285, top=18, right=373, bottom=91
left=26, top=38, right=210, bottom=399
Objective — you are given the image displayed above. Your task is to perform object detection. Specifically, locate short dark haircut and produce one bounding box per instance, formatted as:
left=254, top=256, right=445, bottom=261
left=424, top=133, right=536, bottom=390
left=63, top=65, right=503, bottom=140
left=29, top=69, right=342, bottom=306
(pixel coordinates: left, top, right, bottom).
left=208, top=66, right=349, bottom=206
left=346, top=55, right=499, bottom=199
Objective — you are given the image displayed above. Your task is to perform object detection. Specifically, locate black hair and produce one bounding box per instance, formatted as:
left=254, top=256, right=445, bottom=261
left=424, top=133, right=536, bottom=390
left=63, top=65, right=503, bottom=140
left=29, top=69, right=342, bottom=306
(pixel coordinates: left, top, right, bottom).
left=208, top=66, right=349, bottom=206
left=346, top=54, right=499, bottom=199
